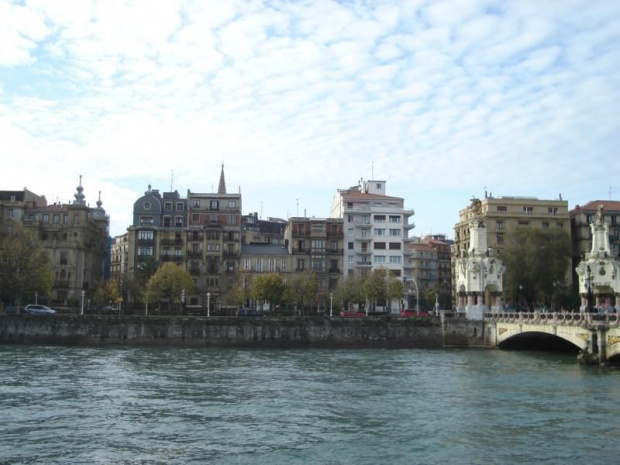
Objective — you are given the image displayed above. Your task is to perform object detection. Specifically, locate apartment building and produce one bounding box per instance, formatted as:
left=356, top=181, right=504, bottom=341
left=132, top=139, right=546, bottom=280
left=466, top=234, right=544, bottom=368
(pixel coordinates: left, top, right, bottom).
left=110, top=233, right=129, bottom=285
left=242, top=213, right=287, bottom=245
left=1, top=180, right=109, bottom=306
left=454, top=195, right=570, bottom=255
left=127, top=166, right=242, bottom=310
left=330, top=179, right=415, bottom=280
left=284, top=216, right=344, bottom=299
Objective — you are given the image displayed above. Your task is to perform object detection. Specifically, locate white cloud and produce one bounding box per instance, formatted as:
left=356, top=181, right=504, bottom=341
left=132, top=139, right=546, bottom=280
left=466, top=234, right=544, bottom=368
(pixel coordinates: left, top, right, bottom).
left=0, top=0, right=619, bottom=237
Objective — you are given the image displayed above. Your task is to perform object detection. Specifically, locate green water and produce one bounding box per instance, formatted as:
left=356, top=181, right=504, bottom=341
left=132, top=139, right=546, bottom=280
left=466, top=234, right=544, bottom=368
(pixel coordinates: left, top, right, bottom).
left=1, top=346, right=619, bottom=464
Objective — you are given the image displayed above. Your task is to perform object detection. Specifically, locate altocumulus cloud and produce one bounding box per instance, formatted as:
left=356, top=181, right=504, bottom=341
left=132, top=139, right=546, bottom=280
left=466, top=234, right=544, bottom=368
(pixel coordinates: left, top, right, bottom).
left=0, top=0, right=618, bottom=236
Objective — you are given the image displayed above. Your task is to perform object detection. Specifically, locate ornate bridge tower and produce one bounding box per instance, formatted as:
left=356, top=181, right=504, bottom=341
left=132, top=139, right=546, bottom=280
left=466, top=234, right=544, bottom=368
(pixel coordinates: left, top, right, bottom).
left=454, top=198, right=505, bottom=320
left=576, top=204, right=620, bottom=312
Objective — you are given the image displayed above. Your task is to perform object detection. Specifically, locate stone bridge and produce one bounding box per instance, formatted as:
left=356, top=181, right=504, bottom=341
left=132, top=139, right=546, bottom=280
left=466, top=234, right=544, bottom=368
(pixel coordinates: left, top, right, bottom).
left=483, top=312, right=620, bottom=365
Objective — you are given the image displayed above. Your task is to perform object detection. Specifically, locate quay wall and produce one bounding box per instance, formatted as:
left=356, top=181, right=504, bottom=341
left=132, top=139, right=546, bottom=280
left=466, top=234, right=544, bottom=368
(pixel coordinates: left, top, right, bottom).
left=0, top=315, right=487, bottom=349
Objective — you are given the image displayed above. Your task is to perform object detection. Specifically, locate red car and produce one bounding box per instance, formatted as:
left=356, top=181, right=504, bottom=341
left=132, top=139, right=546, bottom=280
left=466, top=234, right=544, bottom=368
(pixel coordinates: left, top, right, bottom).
left=340, top=311, right=366, bottom=317
left=400, top=309, right=429, bottom=317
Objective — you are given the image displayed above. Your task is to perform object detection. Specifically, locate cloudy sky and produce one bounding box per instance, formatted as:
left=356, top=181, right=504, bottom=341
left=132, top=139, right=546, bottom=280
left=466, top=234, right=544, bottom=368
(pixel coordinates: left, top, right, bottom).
left=1, top=0, right=619, bottom=238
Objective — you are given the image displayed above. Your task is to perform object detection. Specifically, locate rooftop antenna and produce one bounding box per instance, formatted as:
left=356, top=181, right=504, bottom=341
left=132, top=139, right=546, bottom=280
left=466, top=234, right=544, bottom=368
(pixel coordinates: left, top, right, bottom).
left=296, top=198, right=299, bottom=217
left=170, top=170, right=174, bottom=191
left=610, top=186, right=613, bottom=200
left=372, top=161, right=374, bottom=179
left=260, top=201, right=263, bottom=219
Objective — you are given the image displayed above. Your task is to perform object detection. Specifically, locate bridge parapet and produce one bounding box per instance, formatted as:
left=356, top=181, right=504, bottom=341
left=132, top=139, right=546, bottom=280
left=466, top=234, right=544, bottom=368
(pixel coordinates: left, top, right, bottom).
left=485, top=311, right=619, bottom=327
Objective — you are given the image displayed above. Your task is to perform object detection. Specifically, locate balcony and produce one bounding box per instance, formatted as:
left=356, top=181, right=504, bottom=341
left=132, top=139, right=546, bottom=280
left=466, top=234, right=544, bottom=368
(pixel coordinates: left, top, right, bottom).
left=354, top=236, right=371, bottom=242
left=404, top=221, right=416, bottom=230
left=161, top=238, right=184, bottom=246
left=356, top=261, right=372, bottom=267
left=327, top=248, right=344, bottom=255
left=187, top=250, right=203, bottom=259
left=137, top=238, right=155, bottom=245
left=54, top=280, right=70, bottom=288
left=223, top=251, right=239, bottom=259
left=329, top=268, right=340, bottom=274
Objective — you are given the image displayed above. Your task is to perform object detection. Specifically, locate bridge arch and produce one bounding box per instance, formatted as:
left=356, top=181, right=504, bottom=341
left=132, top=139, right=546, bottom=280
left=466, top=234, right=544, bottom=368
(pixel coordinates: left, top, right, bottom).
left=496, top=323, right=588, bottom=352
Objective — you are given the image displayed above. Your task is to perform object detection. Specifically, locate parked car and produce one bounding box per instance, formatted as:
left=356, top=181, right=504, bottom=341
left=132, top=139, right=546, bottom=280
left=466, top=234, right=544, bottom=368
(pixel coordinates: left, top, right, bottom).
left=24, top=304, right=57, bottom=315
left=236, top=308, right=261, bottom=317
left=340, top=311, right=366, bottom=317
left=400, top=309, right=429, bottom=317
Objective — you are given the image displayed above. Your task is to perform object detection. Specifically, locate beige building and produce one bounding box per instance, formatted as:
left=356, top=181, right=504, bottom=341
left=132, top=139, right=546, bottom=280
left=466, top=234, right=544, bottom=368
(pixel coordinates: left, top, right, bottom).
left=570, top=200, right=620, bottom=266
left=110, top=233, right=129, bottom=286
left=2, top=180, right=109, bottom=306
left=454, top=195, right=570, bottom=254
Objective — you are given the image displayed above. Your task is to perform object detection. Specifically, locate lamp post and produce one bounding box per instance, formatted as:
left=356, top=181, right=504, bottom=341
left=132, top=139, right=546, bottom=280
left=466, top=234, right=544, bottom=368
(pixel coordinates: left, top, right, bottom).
left=80, top=290, right=85, bottom=315
left=435, top=293, right=439, bottom=315
left=330, top=292, right=333, bottom=317
left=207, top=292, right=211, bottom=318
left=34, top=291, right=38, bottom=305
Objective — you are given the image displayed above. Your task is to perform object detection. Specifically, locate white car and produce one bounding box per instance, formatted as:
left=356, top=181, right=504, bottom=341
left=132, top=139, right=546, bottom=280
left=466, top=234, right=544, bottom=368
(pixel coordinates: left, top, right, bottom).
left=24, top=304, right=57, bottom=315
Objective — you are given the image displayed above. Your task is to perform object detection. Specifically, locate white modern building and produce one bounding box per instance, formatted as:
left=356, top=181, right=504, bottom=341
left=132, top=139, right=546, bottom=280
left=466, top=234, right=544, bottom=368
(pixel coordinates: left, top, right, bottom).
left=330, top=179, right=415, bottom=279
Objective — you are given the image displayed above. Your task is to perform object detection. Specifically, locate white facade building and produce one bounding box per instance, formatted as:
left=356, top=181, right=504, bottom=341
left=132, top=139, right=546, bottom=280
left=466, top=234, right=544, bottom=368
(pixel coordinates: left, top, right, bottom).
left=330, top=179, right=415, bottom=279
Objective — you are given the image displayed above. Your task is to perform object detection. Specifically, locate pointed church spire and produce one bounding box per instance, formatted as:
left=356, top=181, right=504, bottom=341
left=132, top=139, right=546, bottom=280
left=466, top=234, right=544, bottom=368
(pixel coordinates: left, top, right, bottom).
left=217, top=164, right=227, bottom=194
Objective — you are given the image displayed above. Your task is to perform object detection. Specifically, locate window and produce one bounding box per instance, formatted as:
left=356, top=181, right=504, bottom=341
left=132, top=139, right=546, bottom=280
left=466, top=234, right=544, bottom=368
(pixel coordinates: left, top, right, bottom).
left=374, top=228, right=385, bottom=236
left=348, top=242, right=354, bottom=250
left=175, top=217, right=184, bottom=227
left=281, top=259, right=287, bottom=271
left=43, top=214, right=49, bottom=223
left=210, top=200, right=219, bottom=210
left=548, top=207, right=558, bottom=215
left=137, top=246, right=153, bottom=256
left=311, top=258, right=326, bottom=272
left=140, top=216, right=153, bottom=226
left=389, top=242, right=401, bottom=250
left=496, top=221, right=503, bottom=230
left=497, top=206, right=507, bottom=212
left=210, top=214, right=217, bottom=223
left=297, top=259, right=305, bottom=271
left=193, top=200, right=200, bottom=208
left=374, top=242, right=386, bottom=249
left=298, top=240, right=304, bottom=251
left=347, top=255, right=354, bottom=263
left=63, top=214, right=69, bottom=223
left=557, top=222, right=564, bottom=229
left=518, top=221, right=530, bottom=226
left=138, top=230, right=154, bottom=240
left=227, top=214, right=236, bottom=224
left=228, top=200, right=236, bottom=209
left=542, top=222, right=549, bottom=229
left=374, top=215, right=386, bottom=222
left=174, top=248, right=182, bottom=258
left=60, top=250, right=68, bottom=265
left=389, top=256, right=401, bottom=264
left=331, top=241, right=338, bottom=251
left=497, top=234, right=504, bottom=245
left=176, top=203, right=184, bottom=211
left=165, top=202, right=172, bottom=211
left=269, top=259, right=276, bottom=272
left=389, top=229, right=401, bottom=237
left=7, top=209, right=14, bottom=218
left=256, top=259, right=263, bottom=272
left=389, top=216, right=401, bottom=223
left=523, top=206, right=533, bottom=215
left=311, top=239, right=326, bottom=250
left=374, top=255, right=386, bottom=263
left=348, top=228, right=354, bottom=236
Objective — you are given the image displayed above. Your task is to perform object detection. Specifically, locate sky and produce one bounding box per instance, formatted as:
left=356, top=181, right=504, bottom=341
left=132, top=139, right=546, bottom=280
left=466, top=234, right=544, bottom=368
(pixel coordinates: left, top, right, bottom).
left=1, top=0, right=619, bottom=239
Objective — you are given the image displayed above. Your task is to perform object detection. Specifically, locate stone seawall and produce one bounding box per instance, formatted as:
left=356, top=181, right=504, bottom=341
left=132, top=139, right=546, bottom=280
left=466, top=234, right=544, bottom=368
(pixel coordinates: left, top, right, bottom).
left=0, top=315, right=453, bottom=348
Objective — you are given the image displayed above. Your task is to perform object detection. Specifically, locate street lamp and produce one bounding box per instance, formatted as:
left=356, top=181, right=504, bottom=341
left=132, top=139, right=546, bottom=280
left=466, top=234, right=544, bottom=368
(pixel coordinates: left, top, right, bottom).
left=80, top=290, right=85, bottom=315
left=207, top=292, right=211, bottom=318
left=330, top=292, right=333, bottom=317
left=35, top=291, right=38, bottom=305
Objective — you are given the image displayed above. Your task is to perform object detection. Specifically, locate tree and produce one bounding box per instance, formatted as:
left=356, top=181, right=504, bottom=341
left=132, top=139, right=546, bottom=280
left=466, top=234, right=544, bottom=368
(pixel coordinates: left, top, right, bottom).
left=94, top=280, right=120, bottom=307
left=125, top=255, right=160, bottom=305
left=502, top=228, right=571, bottom=311
left=386, top=274, right=404, bottom=312
left=363, top=269, right=388, bottom=311
left=250, top=273, right=286, bottom=311
left=0, top=222, right=53, bottom=307
left=333, top=274, right=365, bottom=311
left=286, top=271, right=318, bottom=315
left=143, top=262, right=193, bottom=314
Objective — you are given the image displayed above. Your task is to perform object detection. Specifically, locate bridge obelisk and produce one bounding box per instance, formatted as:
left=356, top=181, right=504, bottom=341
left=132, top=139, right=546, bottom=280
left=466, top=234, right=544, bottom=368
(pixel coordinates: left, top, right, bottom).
left=454, top=198, right=505, bottom=320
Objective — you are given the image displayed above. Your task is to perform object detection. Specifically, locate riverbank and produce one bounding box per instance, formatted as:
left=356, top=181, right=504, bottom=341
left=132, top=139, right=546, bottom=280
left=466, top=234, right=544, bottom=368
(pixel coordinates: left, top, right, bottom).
left=0, top=315, right=486, bottom=349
